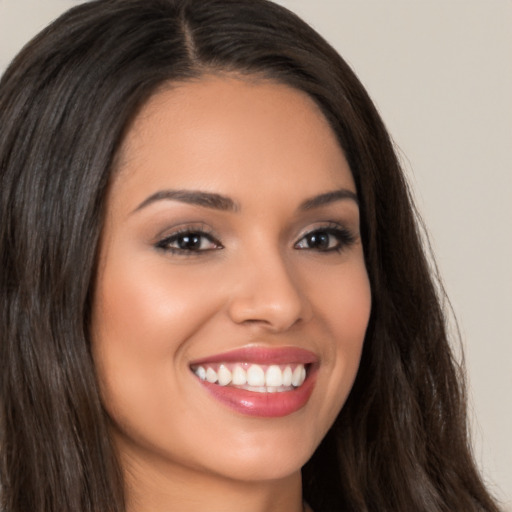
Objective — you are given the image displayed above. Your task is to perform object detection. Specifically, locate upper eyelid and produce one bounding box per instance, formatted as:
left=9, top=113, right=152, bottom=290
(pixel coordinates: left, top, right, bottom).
left=154, top=222, right=216, bottom=241
left=153, top=220, right=357, bottom=247
left=294, top=223, right=358, bottom=249
left=161, top=230, right=218, bottom=242
left=155, top=226, right=222, bottom=250
left=295, top=221, right=355, bottom=238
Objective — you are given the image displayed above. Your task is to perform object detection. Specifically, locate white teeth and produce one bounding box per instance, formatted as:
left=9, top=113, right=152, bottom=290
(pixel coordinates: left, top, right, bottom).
left=291, top=365, right=306, bottom=387
left=247, top=365, right=265, bottom=386
left=195, top=366, right=206, bottom=381
left=232, top=365, right=247, bottom=385
left=193, top=363, right=308, bottom=391
left=265, top=365, right=283, bottom=387
left=282, top=366, right=293, bottom=386
left=217, top=364, right=232, bottom=386
left=206, top=367, right=218, bottom=383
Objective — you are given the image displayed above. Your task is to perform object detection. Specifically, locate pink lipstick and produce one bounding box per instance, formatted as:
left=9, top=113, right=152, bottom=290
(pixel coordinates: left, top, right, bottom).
left=190, top=347, right=318, bottom=417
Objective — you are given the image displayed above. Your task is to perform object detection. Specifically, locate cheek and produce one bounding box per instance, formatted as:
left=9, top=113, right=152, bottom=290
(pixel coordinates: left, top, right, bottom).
left=304, top=257, right=371, bottom=426
left=331, top=266, right=371, bottom=347
left=92, top=254, right=221, bottom=357
left=90, top=253, right=224, bottom=416
left=304, top=254, right=371, bottom=346
left=329, top=261, right=371, bottom=370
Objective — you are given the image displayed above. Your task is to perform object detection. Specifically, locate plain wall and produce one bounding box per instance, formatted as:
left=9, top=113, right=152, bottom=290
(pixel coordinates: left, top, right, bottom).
left=1, top=0, right=511, bottom=508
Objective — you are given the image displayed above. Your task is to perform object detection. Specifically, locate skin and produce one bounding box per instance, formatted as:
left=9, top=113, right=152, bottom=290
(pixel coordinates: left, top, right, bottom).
left=91, top=76, right=371, bottom=512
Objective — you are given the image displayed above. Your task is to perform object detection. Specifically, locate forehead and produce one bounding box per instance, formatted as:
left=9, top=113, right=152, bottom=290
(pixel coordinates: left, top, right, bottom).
left=112, top=75, right=354, bottom=209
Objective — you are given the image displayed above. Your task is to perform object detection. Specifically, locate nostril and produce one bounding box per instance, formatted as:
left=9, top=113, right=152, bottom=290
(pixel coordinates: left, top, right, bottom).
left=225, top=255, right=313, bottom=331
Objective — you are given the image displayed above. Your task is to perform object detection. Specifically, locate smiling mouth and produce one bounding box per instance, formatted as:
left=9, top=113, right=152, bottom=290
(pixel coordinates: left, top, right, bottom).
left=191, top=362, right=308, bottom=393
left=189, top=346, right=318, bottom=417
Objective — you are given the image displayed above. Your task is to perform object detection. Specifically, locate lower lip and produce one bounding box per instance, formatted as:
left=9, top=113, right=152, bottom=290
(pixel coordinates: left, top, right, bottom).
left=196, top=370, right=317, bottom=417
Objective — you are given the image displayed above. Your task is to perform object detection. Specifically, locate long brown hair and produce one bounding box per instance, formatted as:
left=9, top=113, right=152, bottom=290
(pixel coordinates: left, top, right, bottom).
left=0, top=0, right=501, bottom=510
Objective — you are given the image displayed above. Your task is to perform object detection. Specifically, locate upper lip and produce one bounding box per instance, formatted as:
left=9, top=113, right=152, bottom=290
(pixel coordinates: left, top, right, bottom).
left=189, top=346, right=318, bottom=366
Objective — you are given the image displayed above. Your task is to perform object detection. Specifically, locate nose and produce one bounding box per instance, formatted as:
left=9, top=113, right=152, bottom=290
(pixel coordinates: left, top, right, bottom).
left=226, top=250, right=312, bottom=332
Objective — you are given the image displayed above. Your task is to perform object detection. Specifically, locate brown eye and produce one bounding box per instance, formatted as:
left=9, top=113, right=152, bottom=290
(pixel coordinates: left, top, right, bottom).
left=303, top=231, right=332, bottom=250
left=294, top=227, right=355, bottom=253
left=157, top=230, right=221, bottom=253
left=174, top=233, right=204, bottom=251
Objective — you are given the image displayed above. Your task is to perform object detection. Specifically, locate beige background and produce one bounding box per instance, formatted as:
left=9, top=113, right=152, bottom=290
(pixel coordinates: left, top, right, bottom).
left=1, top=0, right=510, bottom=508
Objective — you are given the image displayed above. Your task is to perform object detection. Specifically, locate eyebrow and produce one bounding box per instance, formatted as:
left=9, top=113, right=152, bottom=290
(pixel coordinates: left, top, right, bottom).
left=132, top=189, right=239, bottom=213
left=132, top=187, right=358, bottom=214
left=298, top=189, right=358, bottom=210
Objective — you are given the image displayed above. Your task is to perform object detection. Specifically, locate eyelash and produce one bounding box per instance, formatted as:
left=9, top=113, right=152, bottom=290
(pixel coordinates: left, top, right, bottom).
left=155, top=223, right=356, bottom=256
left=294, top=224, right=356, bottom=253
left=155, top=226, right=222, bottom=255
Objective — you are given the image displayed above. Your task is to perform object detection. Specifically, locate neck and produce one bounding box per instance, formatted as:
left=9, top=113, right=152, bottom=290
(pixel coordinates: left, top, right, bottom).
left=121, top=451, right=304, bottom=512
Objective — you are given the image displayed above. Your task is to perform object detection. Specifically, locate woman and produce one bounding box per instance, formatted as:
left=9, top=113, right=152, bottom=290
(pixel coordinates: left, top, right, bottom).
left=0, top=0, right=502, bottom=511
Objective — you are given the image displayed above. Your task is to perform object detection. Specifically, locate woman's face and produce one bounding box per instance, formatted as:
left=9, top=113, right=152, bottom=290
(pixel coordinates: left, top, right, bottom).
left=91, top=76, right=371, bottom=484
